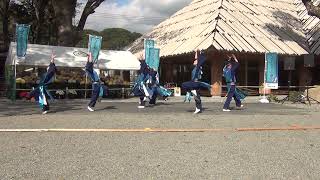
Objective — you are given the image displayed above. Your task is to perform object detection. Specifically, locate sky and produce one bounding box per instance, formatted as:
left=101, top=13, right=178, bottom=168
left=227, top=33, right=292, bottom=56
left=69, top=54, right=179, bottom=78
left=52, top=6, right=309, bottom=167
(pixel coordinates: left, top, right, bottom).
left=76, top=0, right=192, bottom=33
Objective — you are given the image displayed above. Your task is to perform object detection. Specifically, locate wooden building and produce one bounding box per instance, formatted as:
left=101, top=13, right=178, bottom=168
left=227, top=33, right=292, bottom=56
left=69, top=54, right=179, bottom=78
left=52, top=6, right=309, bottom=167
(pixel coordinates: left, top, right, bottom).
left=129, top=0, right=320, bottom=96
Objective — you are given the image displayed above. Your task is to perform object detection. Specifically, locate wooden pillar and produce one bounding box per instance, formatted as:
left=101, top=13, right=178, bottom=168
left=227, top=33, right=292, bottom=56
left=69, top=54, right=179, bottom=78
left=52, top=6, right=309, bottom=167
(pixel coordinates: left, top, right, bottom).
left=210, top=53, right=223, bottom=96
left=166, top=63, right=174, bottom=83
left=298, top=65, right=312, bottom=88
left=258, top=58, right=264, bottom=88
left=245, top=58, right=248, bottom=86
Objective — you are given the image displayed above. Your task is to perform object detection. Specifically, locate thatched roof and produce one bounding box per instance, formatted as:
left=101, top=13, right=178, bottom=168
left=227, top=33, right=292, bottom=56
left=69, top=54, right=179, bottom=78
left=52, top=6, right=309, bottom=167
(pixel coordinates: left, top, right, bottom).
left=311, top=0, right=320, bottom=6
left=129, top=0, right=319, bottom=57
left=296, top=0, right=320, bottom=55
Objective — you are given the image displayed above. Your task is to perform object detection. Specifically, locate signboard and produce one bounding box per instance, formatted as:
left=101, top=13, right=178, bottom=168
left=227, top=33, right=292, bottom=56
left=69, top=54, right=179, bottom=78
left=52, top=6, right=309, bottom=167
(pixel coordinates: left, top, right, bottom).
left=16, top=24, right=30, bottom=58
left=265, top=52, right=278, bottom=89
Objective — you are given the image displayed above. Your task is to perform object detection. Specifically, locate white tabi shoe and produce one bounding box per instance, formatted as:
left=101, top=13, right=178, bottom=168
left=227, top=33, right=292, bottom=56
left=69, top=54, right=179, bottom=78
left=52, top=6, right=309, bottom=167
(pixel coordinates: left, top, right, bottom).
left=191, top=90, right=197, bottom=96
left=87, top=106, right=94, bottom=112
left=236, top=105, right=244, bottom=109
left=194, top=108, right=201, bottom=114
left=42, top=111, right=48, bottom=115
left=223, top=109, right=231, bottom=112
left=138, top=105, right=145, bottom=109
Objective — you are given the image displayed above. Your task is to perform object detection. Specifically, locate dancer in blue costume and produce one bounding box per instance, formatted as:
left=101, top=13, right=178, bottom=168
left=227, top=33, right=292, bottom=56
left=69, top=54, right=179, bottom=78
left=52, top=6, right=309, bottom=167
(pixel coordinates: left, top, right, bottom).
left=132, top=58, right=150, bottom=108
left=222, top=54, right=246, bottom=112
left=85, top=53, right=108, bottom=112
left=147, top=68, right=159, bottom=105
left=148, top=68, right=172, bottom=105
left=132, top=57, right=172, bottom=108
left=28, top=52, right=57, bottom=114
left=181, top=50, right=211, bottom=114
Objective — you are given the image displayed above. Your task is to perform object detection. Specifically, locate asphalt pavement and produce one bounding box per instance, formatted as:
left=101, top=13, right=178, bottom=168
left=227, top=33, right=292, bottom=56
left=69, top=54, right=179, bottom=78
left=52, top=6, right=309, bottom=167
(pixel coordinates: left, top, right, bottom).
left=0, top=99, right=319, bottom=179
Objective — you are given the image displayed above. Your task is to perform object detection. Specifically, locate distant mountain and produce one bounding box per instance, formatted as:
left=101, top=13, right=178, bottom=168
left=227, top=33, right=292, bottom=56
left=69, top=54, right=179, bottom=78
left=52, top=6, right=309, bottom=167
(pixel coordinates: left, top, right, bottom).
left=76, top=28, right=142, bottom=50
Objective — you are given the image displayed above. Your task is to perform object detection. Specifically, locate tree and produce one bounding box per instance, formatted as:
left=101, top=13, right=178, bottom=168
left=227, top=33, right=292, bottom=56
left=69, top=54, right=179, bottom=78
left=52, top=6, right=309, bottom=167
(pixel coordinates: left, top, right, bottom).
left=100, top=28, right=142, bottom=50
left=7, top=0, right=106, bottom=46
left=8, top=0, right=57, bottom=44
left=51, top=0, right=106, bottom=46
left=302, top=0, right=320, bottom=18
left=6, top=0, right=106, bottom=46
left=30, top=0, right=49, bottom=44
left=10, top=0, right=51, bottom=44
left=5, top=0, right=141, bottom=48
left=0, top=0, right=11, bottom=48
left=75, top=29, right=101, bottom=48
left=51, top=0, right=77, bottom=46
left=76, top=0, right=105, bottom=32
left=76, top=28, right=142, bottom=50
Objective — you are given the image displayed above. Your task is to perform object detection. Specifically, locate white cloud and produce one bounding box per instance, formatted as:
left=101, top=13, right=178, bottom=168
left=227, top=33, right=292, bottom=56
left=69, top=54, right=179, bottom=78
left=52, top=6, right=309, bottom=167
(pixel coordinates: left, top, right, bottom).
left=76, top=0, right=192, bottom=33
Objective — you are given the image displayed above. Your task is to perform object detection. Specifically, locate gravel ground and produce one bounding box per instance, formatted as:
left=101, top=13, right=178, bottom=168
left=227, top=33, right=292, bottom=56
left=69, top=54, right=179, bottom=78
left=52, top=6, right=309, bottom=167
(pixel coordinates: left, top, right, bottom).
left=0, top=131, right=319, bottom=179
left=0, top=99, right=319, bottom=179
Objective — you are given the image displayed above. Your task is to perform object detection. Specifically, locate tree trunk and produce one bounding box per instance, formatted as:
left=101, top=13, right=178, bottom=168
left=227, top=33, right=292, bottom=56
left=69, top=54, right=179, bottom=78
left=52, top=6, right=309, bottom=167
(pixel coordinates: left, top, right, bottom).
left=51, top=0, right=77, bottom=46
left=1, top=0, right=10, bottom=49
left=73, top=0, right=105, bottom=45
left=77, top=0, right=104, bottom=31
left=2, top=13, right=10, bottom=48
left=33, top=0, right=48, bottom=44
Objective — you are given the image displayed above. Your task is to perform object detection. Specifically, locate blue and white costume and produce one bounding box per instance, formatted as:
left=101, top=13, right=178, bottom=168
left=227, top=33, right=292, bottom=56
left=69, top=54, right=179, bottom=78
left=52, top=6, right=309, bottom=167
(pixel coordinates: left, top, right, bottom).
left=181, top=51, right=211, bottom=113
left=148, top=69, right=172, bottom=104
left=28, top=62, right=56, bottom=113
left=132, top=61, right=171, bottom=107
left=85, top=61, right=108, bottom=110
left=222, top=61, right=246, bottom=110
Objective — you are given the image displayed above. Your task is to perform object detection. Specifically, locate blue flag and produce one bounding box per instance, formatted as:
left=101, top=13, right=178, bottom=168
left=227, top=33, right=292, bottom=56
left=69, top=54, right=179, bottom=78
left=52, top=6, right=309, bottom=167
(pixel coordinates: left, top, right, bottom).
left=145, top=39, right=160, bottom=71
left=265, top=52, right=279, bottom=89
left=16, top=24, right=30, bottom=58
left=144, top=39, right=155, bottom=65
left=88, top=35, right=102, bottom=63
left=148, top=48, right=160, bottom=71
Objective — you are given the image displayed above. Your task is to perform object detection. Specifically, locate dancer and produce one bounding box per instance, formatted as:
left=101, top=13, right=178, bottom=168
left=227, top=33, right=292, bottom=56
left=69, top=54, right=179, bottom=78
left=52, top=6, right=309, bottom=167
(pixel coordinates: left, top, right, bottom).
left=28, top=52, right=57, bottom=114
left=181, top=50, right=211, bottom=114
left=148, top=68, right=172, bottom=105
left=132, top=54, right=172, bottom=108
left=85, top=53, right=108, bottom=112
left=132, top=58, right=151, bottom=108
left=148, top=68, right=159, bottom=105
left=222, top=54, right=246, bottom=112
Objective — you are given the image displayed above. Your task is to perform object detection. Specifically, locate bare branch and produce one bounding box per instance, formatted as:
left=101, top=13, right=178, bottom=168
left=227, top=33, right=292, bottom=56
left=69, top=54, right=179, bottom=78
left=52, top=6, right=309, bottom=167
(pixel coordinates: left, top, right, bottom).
left=76, top=0, right=105, bottom=31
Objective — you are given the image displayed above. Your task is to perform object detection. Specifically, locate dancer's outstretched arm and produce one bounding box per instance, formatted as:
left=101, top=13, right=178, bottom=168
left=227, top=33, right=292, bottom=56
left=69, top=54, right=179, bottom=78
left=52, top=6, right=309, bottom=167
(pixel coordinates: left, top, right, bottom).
left=43, top=51, right=57, bottom=84
left=231, top=54, right=239, bottom=71
left=85, top=52, right=94, bottom=72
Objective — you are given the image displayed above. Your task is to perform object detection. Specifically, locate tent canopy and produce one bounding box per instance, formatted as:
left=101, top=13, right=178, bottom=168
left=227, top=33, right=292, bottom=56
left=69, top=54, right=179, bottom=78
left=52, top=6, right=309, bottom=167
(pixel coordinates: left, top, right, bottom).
left=6, top=43, right=140, bottom=70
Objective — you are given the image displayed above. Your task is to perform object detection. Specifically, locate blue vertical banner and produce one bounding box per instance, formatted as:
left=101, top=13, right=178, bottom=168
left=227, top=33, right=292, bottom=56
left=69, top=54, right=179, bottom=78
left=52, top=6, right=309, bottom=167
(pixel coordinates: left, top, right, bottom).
left=88, top=35, right=102, bottom=63
left=16, top=24, right=30, bottom=58
left=265, top=52, right=279, bottom=89
left=148, top=48, right=160, bottom=71
left=144, top=39, right=155, bottom=66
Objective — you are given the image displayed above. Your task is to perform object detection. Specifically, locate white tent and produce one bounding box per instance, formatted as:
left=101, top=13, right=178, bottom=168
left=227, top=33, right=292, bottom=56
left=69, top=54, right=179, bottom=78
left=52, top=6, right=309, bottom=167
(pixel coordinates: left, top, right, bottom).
left=6, top=43, right=140, bottom=70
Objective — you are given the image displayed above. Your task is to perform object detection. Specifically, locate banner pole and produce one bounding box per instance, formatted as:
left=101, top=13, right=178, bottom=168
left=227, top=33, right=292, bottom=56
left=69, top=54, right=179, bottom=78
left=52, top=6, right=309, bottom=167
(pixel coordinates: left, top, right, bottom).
left=263, top=54, right=266, bottom=98
left=260, top=53, right=269, bottom=103
left=13, top=24, right=18, bottom=102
